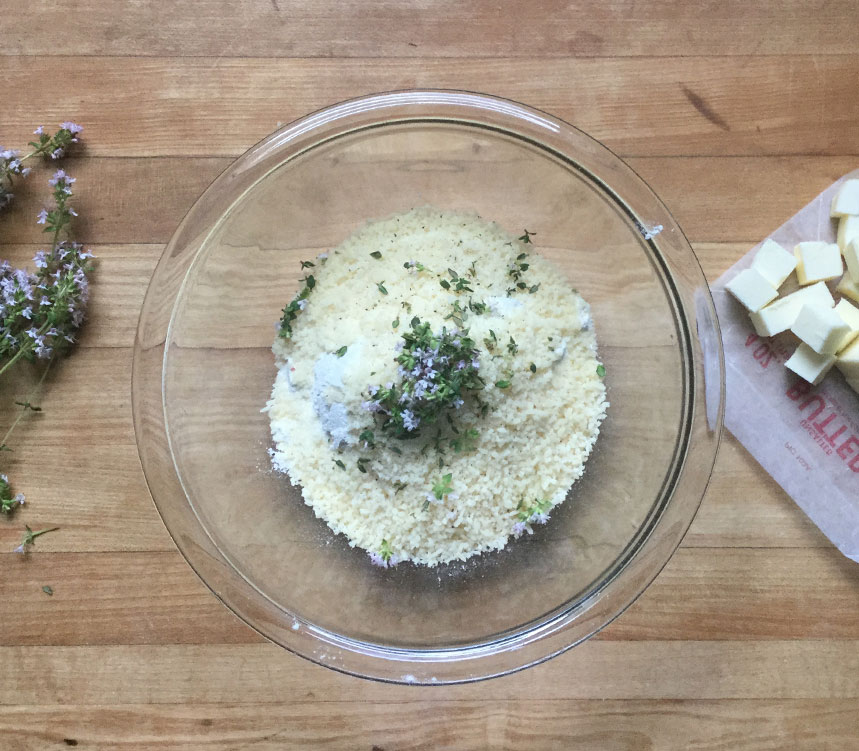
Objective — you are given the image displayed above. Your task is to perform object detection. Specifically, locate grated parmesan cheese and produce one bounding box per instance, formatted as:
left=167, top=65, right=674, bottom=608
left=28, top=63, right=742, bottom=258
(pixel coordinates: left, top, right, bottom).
left=264, top=208, right=608, bottom=566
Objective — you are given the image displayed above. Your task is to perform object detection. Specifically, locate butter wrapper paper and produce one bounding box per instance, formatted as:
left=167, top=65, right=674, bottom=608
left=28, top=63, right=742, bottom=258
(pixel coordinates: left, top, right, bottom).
left=711, top=169, right=859, bottom=562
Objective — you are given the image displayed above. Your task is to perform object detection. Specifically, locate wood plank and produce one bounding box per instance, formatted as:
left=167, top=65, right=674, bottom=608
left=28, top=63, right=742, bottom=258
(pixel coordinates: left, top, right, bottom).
left=1, top=1, right=857, bottom=57
left=0, top=337, right=833, bottom=553
left=1, top=642, right=857, bottom=703
left=1, top=700, right=857, bottom=750
left=0, top=547, right=855, bottom=646
left=1, top=157, right=853, bottom=246
left=3, top=56, right=859, bottom=158
left=0, top=241, right=751, bottom=351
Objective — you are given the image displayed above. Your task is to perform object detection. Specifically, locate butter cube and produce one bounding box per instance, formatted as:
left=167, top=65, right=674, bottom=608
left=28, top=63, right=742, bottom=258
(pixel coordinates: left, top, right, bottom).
left=794, top=242, right=842, bottom=284
left=749, top=281, right=834, bottom=337
left=791, top=303, right=851, bottom=355
left=834, top=299, right=859, bottom=353
left=837, top=336, right=859, bottom=380
left=838, top=215, right=859, bottom=252
left=786, top=343, right=836, bottom=385
left=751, top=239, right=796, bottom=288
left=837, top=273, right=859, bottom=304
left=725, top=267, right=778, bottom=313
left=830, top=180, right=859, bottom=218
left=844, top=238, right=859, bottom=283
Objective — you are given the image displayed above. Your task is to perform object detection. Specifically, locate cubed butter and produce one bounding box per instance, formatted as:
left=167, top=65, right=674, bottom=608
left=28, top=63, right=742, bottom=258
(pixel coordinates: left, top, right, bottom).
left=794, top=242, right=842, bottom=284
left=725, top=267, right=778, bottom=313
left=786, top=343, right=836, bottom=385
left=837, top=273, right=859, bottom=304
left=791, top=303, right=851, bottom=355
left=749, top=281, right=834, bottom=337
left=830, top=179, right=859, bottom=218
left=836, top=336, right=859, bottom=380
left=838, top=215, right=859, bottom=252
left=750, top=239, right=796, bottom=288
left=833, top=299, right=859, bottom=353
left=844, top=238, right=859, bottom=284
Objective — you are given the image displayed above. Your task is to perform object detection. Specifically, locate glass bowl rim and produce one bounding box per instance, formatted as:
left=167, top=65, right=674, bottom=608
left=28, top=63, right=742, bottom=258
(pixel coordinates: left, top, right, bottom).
left=132, top=89, right=725, bottom=685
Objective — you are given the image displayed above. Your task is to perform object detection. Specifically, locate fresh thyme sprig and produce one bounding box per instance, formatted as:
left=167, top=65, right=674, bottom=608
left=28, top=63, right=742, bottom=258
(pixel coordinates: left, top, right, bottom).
left=362, top=317, right=484, bottom=439
left=512, top=498, right=552, bottom=538
left=0, top=123, right=93, bottom=549
left=369, top=538, right=399, bottom=567
left=278, top=270, right=315, bottom=340
left=0, top=123, right=82, bottom=212
left=14, top=525, right=60, bottom=553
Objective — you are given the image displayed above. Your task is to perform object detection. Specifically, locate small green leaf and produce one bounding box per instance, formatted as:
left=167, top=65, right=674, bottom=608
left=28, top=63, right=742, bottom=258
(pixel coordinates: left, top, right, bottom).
left=42, top=585, right=53, bottom=596
left=597, top=364, right=606, bottom=377
left=394, top=481, right=407, bottom=494
left=357, top=458, right=369, bottom=473
left=529, top=284, right=540, bottom=294
left=392, top=318, right=399, bottom=329
left=495, top=380, right=511, bottom=389
left=389, top=446, right=403, bottom=455
left=516, top=252, right=528, bottom=260
left=335, top=346, right=347, bottom=357
left=377, top=281, right=388, bottom=295
left=305, top=275, right=316, bottom=289
left=410, top=316, right=420, bottom=328
left=299, top=260, right=315, bottom=269
left=370, top=251, right=382, bottom=259
left=439, top=279, right=451, bottom=290
left=334, top=459, right=346, bottom=470
left=529, top=363, right=537, bottom=373
left=15, top=401, right=41, bottom=412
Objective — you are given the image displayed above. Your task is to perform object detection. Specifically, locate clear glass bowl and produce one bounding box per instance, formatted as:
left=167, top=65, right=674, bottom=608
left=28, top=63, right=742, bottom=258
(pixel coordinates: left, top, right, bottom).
left=133, top=91, right=724, bottom=684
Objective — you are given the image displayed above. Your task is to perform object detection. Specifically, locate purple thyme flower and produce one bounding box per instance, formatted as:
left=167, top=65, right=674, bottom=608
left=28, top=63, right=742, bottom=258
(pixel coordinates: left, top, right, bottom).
left=33, top=126, right=45, bottom=135
left=512, top=521, right=527, bottom=538
left=401, top=409, right=419, bottom=432
left=36, top=209, right=48, bottom=224
left=60, top=122, right=83, bottom=137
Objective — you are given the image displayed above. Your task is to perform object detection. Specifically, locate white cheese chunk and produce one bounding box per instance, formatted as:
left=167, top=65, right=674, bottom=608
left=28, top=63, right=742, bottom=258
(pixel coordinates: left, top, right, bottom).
left=725, top=267, right=778, bottom=313
left=791, top=303, right=851, bottom=355
left=830, top=180, right=859, bottom=218
left=748, top=281, right=834, bottom=337
left=834, top=299, right=859, bottom=353
left=836, top=336, right=859, bottom=381
left=844, top=238, right=859, bottom=284
left=786, top=343, right=836, bottom=385
left=750, top=239, right=797, bottom=288
left=837, top=273, right=859, bottom=304
left=838, top=215, right=859, bottom=252
left=794, top=241, right=842, bottom=284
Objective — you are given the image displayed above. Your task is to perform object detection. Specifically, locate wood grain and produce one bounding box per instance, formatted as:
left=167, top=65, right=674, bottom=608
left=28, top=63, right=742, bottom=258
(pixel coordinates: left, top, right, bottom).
left=2, top=700, right=858, bottom=750
left=2, top=0, right=858, bottom=58
left=1, top=547, right=857, bottom=646
left=3, top=56, right=859, bottom=157
left=1, top=156, right=857, bottom=245
left=2, top=642, right=858, bottom=704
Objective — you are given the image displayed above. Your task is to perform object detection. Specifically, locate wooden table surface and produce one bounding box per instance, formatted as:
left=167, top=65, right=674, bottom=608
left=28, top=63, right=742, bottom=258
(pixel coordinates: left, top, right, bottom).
left=2, top=1, right=859, bottom=748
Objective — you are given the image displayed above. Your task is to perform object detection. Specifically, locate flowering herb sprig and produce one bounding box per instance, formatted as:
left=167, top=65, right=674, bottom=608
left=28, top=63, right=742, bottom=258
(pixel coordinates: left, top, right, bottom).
left=362, top=317, right=484, bottom=439
left=0, top=123, right=91, bottom=551
left=13, top=524, right=60, bottom=553
left=369, top=538, right=399, bottom=567
left=512, top=498, right=552, bottom=537
left=0, top=123, right=82, bottom=212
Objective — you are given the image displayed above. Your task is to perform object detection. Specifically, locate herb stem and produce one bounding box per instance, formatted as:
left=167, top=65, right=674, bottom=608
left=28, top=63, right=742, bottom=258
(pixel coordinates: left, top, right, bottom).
left=0, top=361, right=52, bottom=449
